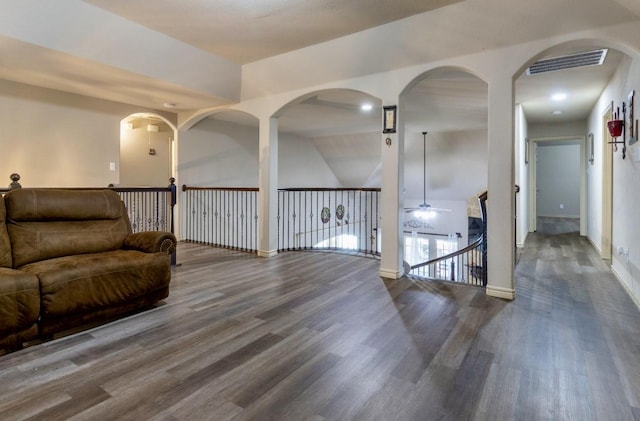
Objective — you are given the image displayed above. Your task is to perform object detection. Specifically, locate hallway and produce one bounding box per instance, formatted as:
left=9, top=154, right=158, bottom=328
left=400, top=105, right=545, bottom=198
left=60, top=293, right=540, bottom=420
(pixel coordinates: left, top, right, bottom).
left=510, top=217, right=640, bottom=419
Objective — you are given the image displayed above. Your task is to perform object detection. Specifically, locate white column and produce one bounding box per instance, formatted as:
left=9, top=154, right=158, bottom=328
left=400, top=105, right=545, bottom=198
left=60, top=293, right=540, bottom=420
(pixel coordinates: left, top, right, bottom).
left=379, top=102, right=405, bottom=279
left=486, top=73, right=516, bottom=299
left=257, top=116, right=278, bottom=257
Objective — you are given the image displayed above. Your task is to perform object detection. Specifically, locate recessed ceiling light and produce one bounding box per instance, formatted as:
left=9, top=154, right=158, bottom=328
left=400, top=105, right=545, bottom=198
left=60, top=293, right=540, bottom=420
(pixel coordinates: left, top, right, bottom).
left=551, top=93, right=567, bottom=101
left=551, top=110, right=564, bottom=115
left=163, top=102, right=177, bottom=108
left=360, top=103, right=373, bottom=112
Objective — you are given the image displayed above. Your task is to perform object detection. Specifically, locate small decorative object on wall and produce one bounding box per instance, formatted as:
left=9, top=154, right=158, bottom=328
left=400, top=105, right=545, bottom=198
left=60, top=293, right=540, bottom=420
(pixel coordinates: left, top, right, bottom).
left=383, top=105, right=397, bottom=133
left=607, top=100, right=627, bottom=159
left=320, top=207, right=330, bottom=224
left=629, top=90, right=638, bottom=146
left=588, top=133, right=594, bottom=164
left=336, top=204, right=345, bottom=220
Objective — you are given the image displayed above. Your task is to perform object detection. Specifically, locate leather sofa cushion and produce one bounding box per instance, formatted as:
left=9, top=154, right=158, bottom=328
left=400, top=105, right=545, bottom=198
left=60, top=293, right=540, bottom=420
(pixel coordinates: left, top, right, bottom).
left=0, top=197, right=12, bottom=268
left=0, top=267, right=40, bottom=336
left=4, top=189, right=124, bottom=221
left=8, top=219, right=130, bottom=268
left=19, top=250, right=170, bottom=317
left=5, top=189, right=130, bottom=267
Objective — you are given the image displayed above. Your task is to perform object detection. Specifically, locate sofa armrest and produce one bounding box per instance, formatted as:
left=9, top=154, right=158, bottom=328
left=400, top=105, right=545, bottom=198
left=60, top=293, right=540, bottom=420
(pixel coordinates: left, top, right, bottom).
left=123, top=231, right=176, bottom=255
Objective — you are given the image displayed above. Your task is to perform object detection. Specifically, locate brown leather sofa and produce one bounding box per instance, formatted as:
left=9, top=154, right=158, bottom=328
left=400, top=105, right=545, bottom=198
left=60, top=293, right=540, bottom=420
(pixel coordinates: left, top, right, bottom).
left=0, top=188, right=176, bottom=351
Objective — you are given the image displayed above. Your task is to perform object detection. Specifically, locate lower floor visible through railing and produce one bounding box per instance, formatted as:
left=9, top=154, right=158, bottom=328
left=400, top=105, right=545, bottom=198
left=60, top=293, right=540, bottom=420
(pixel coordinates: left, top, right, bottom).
left=408, top=236, right=486, bottom=286
left=179, top=186, right=381, bottom=256
left=278, top=188, right=381, bottom=256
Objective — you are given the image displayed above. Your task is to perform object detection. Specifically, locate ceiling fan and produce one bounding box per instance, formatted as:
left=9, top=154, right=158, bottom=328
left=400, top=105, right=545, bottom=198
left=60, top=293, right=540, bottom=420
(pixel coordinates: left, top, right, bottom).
left=404, top=131, right=452, bottom=218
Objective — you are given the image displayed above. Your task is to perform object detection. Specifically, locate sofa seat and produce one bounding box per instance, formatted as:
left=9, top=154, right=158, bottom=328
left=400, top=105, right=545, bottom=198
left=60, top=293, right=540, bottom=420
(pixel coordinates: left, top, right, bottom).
left=20, top=249, right=170, bottom=335
left=0, top=267, right=40, bottom=348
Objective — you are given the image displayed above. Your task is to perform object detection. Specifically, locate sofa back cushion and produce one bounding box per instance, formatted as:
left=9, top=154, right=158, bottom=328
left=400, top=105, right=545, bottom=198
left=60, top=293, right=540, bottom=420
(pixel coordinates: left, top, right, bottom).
left=4, top=189, right=131, bottom=268
left=0, top=196, right=12, bottom=268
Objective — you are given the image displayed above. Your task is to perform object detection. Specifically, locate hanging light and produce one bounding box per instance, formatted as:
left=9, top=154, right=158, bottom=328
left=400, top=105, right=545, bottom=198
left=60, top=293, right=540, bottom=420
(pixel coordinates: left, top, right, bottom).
left=404, top=131, right=451, bottom=219
left=147, top=118, right=157, bottom=155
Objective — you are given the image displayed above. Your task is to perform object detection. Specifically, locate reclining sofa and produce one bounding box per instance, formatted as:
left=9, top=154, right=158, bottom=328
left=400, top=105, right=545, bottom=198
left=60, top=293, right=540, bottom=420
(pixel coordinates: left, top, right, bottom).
left=0, top=188, right=176, bottom=351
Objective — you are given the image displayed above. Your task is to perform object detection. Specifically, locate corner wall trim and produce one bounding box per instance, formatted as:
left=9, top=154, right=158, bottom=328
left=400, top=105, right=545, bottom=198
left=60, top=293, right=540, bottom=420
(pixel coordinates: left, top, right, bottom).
left=257, top=249, right=278, bottom=258
left=486, top=285, right=516, bottom=300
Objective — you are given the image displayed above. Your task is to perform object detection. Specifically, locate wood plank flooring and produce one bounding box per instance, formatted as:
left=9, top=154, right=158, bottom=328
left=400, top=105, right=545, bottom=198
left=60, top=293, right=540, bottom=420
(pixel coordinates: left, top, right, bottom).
left=1, top=219, right=640, bottom=420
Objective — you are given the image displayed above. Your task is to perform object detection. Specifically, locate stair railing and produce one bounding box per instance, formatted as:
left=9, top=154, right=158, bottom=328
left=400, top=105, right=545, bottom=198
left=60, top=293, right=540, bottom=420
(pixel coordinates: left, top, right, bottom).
left=408, top=235, right=485, bottom=286
left=407, top=191, right=488, bottom=286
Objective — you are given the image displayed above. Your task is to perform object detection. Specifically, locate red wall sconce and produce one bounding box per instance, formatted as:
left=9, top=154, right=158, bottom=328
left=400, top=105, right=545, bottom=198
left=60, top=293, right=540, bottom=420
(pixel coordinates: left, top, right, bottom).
left=607, top=119, right=623, bottom=137
left=607, top=101, right=626, bottom=159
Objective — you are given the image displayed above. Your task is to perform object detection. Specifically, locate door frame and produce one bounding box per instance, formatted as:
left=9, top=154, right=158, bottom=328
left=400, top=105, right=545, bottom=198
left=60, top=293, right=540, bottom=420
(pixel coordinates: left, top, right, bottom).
left=527, top=135, right=587, bottom=235
left=601, top=105, right=613, bottom=259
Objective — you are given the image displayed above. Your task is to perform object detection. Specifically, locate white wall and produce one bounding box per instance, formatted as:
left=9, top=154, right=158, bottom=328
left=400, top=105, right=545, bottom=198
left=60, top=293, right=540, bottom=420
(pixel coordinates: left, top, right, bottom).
left=279, top=134, right=342, bottom=188
left=536, top=143, right=581, bottom=218
left=178, top=117, right=343, bottom=189
left=588, top=54, right=640, bottom=306
left=528, top=120, right=587, bottom=139
left=0, top=79, right=174, bottom=188
left=178, top=118, right=259, bottom=188
left=310, top=132, right=380, bottom=187
left=120, top=121, right=172, bottom=187
left=404, top=129, right=488, bottom=203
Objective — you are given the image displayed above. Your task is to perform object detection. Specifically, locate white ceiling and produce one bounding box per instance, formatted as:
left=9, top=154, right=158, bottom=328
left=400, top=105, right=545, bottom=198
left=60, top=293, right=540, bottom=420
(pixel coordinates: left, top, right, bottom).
left=82, top=0, right=463, bottom=64
left=0, top=0, right=636, bottom=135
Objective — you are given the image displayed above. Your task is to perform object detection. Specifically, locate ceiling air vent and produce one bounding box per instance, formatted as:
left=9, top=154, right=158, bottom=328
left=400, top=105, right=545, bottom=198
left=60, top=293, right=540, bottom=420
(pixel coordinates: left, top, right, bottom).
left=526, top=49, right=608, bottom=75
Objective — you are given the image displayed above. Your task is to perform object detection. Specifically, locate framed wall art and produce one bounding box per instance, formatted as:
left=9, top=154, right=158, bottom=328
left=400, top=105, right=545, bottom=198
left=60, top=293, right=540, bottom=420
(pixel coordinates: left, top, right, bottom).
left=383, top=105, right=397, bottom=133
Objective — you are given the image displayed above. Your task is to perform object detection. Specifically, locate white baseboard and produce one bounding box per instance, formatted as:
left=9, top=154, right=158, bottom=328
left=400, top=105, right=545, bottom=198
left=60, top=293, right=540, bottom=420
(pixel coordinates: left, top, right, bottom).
left=486, top=284, right=516, bottom=300
left=610, top=265, right=640, bottom=311
left=379, top=267, right=404, bottom=279
left=257, top=249, right=278, bottom=258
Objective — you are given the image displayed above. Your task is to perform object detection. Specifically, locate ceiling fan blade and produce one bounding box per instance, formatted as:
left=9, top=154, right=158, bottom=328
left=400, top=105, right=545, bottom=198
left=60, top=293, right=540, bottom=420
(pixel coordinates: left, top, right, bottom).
left=403, top=205, right=452, bottom=214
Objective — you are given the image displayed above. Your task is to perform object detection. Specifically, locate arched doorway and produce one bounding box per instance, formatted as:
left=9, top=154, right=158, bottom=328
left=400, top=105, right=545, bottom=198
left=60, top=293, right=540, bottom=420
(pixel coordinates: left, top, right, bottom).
left=514, top=43, right=626, bottom=255
left=120, top=113, right=177, bottom=187
left=400, top=67, right=489, bottom=279
left=274, top=88, right=382, bottom=253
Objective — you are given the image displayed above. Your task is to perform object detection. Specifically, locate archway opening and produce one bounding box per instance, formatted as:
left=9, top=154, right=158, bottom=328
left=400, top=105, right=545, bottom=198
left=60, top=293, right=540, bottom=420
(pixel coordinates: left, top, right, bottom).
left=514, top=42, right=627, bottom=256
left=400, top=67, right=488, bottom=272
left=120, top=113, right=176, bottom=187
left=275, top=88, right=382, bottom=254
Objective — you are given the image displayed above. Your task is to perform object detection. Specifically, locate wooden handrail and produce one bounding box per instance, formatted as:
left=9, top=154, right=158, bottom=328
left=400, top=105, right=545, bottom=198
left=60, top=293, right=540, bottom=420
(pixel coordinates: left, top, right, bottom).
left=182, top=185, right=258, bottom=192
left=410, top=235, right=483, bottom=271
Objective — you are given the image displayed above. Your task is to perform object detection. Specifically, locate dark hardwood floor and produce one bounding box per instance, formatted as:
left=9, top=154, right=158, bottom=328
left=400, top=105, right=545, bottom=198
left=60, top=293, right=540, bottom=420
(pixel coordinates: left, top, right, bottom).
left=1, top=220, right=640, bottom=420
